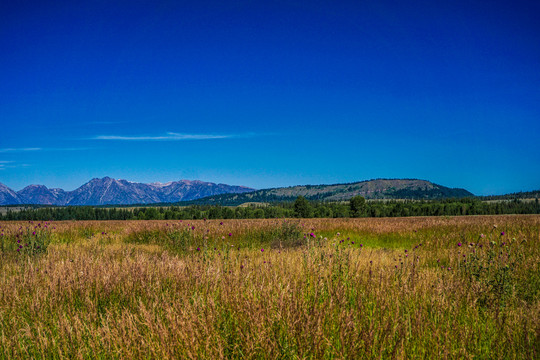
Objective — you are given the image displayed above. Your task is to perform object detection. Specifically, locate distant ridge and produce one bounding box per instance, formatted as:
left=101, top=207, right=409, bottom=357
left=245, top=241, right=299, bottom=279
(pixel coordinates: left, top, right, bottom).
left=0, top=177, right=254, bottom=205
left=184, top=179, right=475, bottom=206
left=0, top=177, right=494, bottom=207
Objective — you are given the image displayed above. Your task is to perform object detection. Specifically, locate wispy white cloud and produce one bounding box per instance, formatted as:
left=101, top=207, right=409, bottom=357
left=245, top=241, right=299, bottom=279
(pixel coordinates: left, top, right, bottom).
left=0, top=147, right=90, bottom=153
left=0, top=148, right=41, bottom=153
left=93, top=132, right=247, bottom=141
left=0, top=161, right=29, bottom=170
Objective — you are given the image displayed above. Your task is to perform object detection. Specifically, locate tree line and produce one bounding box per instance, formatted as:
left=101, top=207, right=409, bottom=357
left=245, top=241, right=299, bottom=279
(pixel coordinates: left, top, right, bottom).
left=1, top=196, right=538, bottom=221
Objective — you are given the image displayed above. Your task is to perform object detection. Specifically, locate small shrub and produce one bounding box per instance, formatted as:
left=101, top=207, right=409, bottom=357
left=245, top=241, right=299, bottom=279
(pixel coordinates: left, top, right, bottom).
left=270, top=220, right=304, bottom=249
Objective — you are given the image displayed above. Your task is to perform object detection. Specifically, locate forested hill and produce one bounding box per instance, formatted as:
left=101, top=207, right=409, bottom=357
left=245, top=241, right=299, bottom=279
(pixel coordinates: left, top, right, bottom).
left=183, top=179, right=474, bottom=206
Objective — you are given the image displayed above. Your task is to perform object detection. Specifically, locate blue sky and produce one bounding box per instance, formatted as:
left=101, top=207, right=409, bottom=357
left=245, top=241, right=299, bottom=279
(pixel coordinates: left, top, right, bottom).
left=1, top=0, right=539, bottom=195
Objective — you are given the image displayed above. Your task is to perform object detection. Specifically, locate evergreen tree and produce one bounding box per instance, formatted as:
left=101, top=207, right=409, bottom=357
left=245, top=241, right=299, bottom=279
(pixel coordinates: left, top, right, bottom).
left=294, top=196, right=312, bottom=218
left=350, top=195, right=366, bottom=217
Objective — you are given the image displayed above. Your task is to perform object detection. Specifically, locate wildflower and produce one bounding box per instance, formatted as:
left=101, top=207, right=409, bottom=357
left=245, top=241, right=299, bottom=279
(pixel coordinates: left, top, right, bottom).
left=500, top=231, right=505, bottom=236
left=191, top=226, right=195, bottom=230
left=457, top=242, right=462, bottom=247
left=196, top=247, right=200, bottom=251
left=480, top=233, right=485, bottom=238
left=240, top=265, right=244, bottom=269
left=261, top=248, right=264, bottom=252
left=309, top=232, right=315, bottom=238
left=220, top=222, right=223, bottom=225
left=32, top=231, right=36, bottom=235
left=228, top=233, right=232, bottom=237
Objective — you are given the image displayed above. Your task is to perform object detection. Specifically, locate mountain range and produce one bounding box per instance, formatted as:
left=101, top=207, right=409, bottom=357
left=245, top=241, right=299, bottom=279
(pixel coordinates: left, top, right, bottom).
left=0, top=177, right=475, bottom=206
left=0, top=177, right=254, bottom=205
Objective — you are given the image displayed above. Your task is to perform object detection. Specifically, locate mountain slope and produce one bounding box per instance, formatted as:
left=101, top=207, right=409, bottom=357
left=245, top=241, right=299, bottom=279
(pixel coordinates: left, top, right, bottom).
left=186, top=179, right=474, bottom=205
left=0, top=183, right=21, bottom=205
left=65, top=177, right=162, bottom=205
left=18, top=185, right=67, bottom=205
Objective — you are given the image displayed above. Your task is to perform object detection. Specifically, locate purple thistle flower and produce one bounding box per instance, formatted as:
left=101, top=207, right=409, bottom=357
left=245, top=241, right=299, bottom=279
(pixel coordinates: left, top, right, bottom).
left=457, top=242, right=462, bottom=247
left=191, top=226, right=195, bottom=230
left=196, top=247, right=200, bottom=251
left=500, top=231, right=505, bottom=236
left=220, top=222, right=223, bottom=225
left=261, top=248, right=264, bottom=252
left=228, top=233, right=232, bottom=237
left=309, top=232, right=315, bottom=238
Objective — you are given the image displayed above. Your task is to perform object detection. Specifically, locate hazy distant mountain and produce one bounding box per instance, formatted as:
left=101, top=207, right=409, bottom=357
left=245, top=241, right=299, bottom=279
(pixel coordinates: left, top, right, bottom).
left=0, top=183, right=21, bottom=205
left=186, top=179, right=475, bottom=206
left=18, top=185, right=67, bottom=205
left=0, top=177, right=255, bottom=205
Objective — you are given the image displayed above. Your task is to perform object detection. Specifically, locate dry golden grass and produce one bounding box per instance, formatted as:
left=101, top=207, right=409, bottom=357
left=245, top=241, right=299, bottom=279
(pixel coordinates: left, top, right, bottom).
left=0, top=215, right=538, bottom=359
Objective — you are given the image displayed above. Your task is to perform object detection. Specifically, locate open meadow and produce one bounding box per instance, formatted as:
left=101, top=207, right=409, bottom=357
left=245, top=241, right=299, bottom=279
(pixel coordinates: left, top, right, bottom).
left=0, top=215, right=539, bottom=359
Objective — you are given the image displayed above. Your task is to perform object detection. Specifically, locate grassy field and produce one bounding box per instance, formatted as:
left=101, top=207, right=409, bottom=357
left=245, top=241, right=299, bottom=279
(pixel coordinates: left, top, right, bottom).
left=0, top=215, right=539, bottom=359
